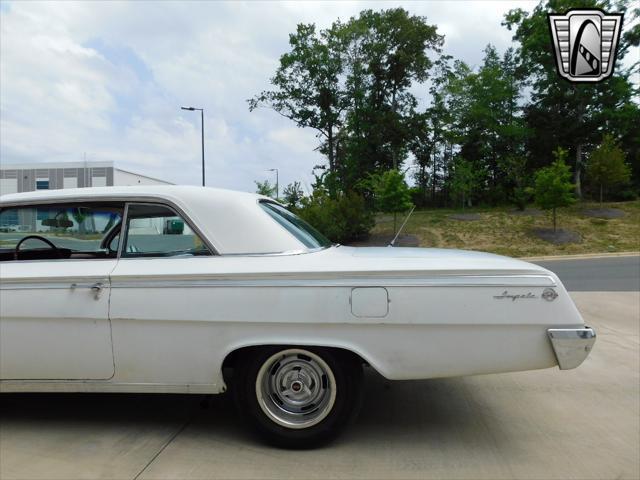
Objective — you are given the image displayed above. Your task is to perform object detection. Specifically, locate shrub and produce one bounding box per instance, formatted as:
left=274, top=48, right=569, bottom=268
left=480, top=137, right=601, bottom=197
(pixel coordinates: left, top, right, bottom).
left=297, top=191, right=374, bottom=243
left=608, top=188, right=638, bottom=202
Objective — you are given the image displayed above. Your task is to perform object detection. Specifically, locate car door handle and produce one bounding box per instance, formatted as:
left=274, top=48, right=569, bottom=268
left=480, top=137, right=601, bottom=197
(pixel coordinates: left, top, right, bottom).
left=69, top=282, right=105, bottom=299
left=90, top=282, right=104, bottom=299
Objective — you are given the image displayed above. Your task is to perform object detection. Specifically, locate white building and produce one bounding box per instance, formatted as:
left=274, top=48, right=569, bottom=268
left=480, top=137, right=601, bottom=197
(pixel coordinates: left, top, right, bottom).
left=0, top=161, right=172, bottom=195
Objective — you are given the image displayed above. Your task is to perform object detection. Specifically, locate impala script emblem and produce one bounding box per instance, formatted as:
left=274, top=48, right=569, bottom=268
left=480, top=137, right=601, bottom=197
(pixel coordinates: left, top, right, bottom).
left=548, top=9, right=623, bottom=83
left=493, top=291, right=537, bottom=302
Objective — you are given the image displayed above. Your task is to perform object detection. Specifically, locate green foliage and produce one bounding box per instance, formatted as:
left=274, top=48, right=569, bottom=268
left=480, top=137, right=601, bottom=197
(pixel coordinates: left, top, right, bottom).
left=586, top=135, right=632, bottom=205
left=365, top=169, right=413, bottom=215
left=503, top=0, right=639, bottom=198
left=249, top=8, right=443, bottom=194
left=255, top=179, right=277, bottom=199
left=252, top=3, right=639, bottom=211
left=532, top=148, right=575, bottom=232
left=501, top=155, right=530, bottom=210
left=282, top=181, right=305, bottom=209
left=297, top=190, right=374, bottom=243
left=449, top=158, right=481, bottom=210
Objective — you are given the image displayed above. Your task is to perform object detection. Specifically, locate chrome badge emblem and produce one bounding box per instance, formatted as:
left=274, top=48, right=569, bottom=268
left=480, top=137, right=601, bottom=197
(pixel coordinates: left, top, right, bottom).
left=493, top=291, right=537, bottom=302
left=548, top=9, right=623, bottom=83
left=542, top=288, right=559, bottom=302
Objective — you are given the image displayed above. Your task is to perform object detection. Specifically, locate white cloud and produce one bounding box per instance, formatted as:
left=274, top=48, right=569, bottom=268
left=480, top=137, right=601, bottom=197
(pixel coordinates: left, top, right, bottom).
left=3, top=0, right=590, bottom=193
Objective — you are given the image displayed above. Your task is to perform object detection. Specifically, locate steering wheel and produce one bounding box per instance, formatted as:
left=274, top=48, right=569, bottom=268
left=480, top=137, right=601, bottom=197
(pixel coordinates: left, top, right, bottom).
left=15, top=235, right=62, bottom=259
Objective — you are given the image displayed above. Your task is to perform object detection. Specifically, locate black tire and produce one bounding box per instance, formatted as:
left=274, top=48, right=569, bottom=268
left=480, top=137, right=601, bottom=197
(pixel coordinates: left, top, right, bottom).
left=232, top=346, right=363, bottom=448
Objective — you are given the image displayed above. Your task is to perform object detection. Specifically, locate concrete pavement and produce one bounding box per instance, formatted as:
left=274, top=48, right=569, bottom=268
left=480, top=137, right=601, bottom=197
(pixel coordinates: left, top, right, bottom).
left=1, top=292, right=638, bottom=479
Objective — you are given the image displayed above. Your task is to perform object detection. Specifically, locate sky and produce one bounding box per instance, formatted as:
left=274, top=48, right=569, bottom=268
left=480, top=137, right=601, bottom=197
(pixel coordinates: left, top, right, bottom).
left=0, top=0, right=600, bottom=193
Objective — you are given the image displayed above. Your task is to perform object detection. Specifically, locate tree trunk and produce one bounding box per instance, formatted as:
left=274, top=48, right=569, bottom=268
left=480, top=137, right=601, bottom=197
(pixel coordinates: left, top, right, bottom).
left=574, top=143, right=582, bottom=199
left=553, top=208, right=557, bottom=233
left=431, top=150, right=437, bottom=203
left=391, top=87, right=398, bottom=170
left=327, top=126, right=336, bottom=198
left=600, top=183, right=603, bottom=208
left=393, top=212, right=397, bottom=236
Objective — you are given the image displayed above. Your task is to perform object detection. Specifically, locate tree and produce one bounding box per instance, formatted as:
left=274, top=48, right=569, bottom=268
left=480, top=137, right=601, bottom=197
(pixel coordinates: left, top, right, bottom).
left=532, top=148, right=575, bottom=232
left=250, top=8, right=443, bottom=194
left=501, top=154, right=530, bottom=210
left=282, top=181, right=305, bottom=209
left=366, top=169, right=413, bottom=234
left=449, top=158, right=481, bottom=210
left=249, top=23, right=347, bottom=193
left=586, top=135, right=632, bottom=206
left=504, top=0, right=640, bottom=198
left=339, top=9, right=443, bottom=175
left=255, top=180, right=277, bottom=199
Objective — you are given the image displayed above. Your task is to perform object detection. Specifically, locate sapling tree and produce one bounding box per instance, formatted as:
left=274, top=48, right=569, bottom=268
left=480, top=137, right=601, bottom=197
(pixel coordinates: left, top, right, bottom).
left=367, top=169, right=414, bottom=234
left=449, top=158, right=480, bottom=210
left=585, top=134, right=631, bottom=207
left=532, top=147, right=575, bottom=233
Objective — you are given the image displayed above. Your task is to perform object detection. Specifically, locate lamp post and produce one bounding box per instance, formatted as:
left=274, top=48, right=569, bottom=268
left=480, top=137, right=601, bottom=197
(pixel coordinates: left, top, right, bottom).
left=181, top=106, right=205, bottom=186
left=268, top=168, right=279, bottom=200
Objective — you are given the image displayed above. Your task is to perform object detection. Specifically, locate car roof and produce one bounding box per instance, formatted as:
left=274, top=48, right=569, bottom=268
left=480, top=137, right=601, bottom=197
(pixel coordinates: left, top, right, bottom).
left=0, top=185, right=260, bottom=204
left=0, top=186, right=306, bottom=254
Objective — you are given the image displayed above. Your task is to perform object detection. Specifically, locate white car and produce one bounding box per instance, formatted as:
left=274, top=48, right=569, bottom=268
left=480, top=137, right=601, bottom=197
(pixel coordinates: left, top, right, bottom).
left=0, top=186, right=595, bottom=447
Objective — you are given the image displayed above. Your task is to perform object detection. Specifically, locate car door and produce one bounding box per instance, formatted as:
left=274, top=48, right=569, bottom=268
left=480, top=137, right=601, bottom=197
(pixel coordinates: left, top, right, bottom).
left=0, top=202, right=124, bottom=380
left=108, top=202, right=218, bottom=386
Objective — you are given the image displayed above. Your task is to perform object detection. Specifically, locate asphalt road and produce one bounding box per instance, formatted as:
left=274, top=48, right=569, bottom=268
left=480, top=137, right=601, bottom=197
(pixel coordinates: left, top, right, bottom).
left=533, top=255, right=640, bottom=291
left=0, top=292, right=638, bottom=480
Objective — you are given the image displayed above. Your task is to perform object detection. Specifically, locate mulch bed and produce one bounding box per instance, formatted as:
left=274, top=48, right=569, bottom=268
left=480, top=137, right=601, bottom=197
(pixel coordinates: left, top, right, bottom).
left=448, top=213, right=481, bottom=221
left=531, top=228, right=581, bottom=244
left=348, top=233, right=420, bottom=247
left=509, top=208, right=543, bottom=216
left=582, top=208, right=626, bottom=219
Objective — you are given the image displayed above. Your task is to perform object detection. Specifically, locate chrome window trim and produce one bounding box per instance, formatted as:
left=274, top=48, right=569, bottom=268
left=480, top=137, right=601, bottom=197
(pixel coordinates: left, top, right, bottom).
left=119, top=201, right=216, bottom=259
left=1, top=196, right=219, bottom=256
left=255, top=199, right=331, bottom=253
left=219, top=247, right=327, bottom=257
left=115, top=202, right=129, bottom=259
left=0, top=200, right=126, bottom=262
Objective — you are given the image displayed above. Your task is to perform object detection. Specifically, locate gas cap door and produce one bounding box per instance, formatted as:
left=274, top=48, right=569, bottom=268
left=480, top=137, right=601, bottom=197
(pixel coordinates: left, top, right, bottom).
left=350, top=287, right=389, bottom=318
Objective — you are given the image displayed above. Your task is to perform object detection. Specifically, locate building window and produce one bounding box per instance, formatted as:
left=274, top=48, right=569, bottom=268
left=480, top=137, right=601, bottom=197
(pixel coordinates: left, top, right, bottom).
left=36, top=180, right=49, bottom=190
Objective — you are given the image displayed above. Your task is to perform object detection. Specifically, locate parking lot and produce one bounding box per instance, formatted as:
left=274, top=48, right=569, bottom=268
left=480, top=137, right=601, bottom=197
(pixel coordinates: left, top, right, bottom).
left=1, top=290, right=638, bottom=479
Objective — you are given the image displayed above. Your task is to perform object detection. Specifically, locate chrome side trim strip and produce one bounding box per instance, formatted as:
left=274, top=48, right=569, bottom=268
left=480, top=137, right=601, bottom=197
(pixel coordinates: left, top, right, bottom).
left=1, top=274, right=556, bottom=290
left=0, top=279, right=111, bottom=290
left=108, top=274, right=555, bottom=289
left=0, top=381, right=221, bottom=394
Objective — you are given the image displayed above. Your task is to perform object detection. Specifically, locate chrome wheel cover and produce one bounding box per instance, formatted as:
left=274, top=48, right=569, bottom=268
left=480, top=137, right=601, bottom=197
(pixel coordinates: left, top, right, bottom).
left=255, top=349, right=337, bottom=429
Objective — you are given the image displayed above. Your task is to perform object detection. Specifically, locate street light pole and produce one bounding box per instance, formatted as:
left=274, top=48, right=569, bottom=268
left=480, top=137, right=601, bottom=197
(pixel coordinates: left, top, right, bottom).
left=181, top=106, right=205, bottom=186
left=268, top=168, right=279, bottom=200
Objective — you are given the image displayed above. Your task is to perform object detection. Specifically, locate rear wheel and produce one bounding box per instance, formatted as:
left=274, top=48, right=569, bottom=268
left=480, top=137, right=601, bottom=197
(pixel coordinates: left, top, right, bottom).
left=232, top=346, right=362, bottom=448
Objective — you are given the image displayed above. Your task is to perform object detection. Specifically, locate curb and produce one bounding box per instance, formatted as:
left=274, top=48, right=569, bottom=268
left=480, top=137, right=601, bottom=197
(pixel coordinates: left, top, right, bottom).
left=520, top=252, right=640, bottom=261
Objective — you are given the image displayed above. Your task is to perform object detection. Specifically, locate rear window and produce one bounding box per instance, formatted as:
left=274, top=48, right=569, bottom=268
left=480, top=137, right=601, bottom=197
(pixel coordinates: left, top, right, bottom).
left=259, top=202, right=331, bottom=250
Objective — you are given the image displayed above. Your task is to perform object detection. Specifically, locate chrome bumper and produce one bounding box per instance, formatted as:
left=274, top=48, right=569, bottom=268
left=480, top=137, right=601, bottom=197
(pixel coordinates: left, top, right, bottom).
left=547, top=327, right=596, bottom=370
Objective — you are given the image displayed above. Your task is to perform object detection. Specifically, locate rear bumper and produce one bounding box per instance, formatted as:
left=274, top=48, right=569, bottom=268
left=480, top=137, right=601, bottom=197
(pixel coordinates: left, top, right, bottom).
left=547, top=327, right=596, bottom=370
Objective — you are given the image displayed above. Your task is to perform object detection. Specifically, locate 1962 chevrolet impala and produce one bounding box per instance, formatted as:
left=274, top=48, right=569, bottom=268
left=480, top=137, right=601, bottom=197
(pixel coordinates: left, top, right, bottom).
left=0, top=186, right=595, bottom=447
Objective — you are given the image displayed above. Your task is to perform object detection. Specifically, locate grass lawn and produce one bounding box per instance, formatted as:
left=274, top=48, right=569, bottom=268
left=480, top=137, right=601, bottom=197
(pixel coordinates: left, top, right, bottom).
left=369, top=200, right=640, bottom=257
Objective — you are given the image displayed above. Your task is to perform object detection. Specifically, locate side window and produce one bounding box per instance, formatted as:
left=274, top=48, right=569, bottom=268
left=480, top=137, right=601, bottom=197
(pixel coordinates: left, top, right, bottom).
left=0, top=203, right=124, bottom=261
left=123, top=204, right=211, bottom=258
